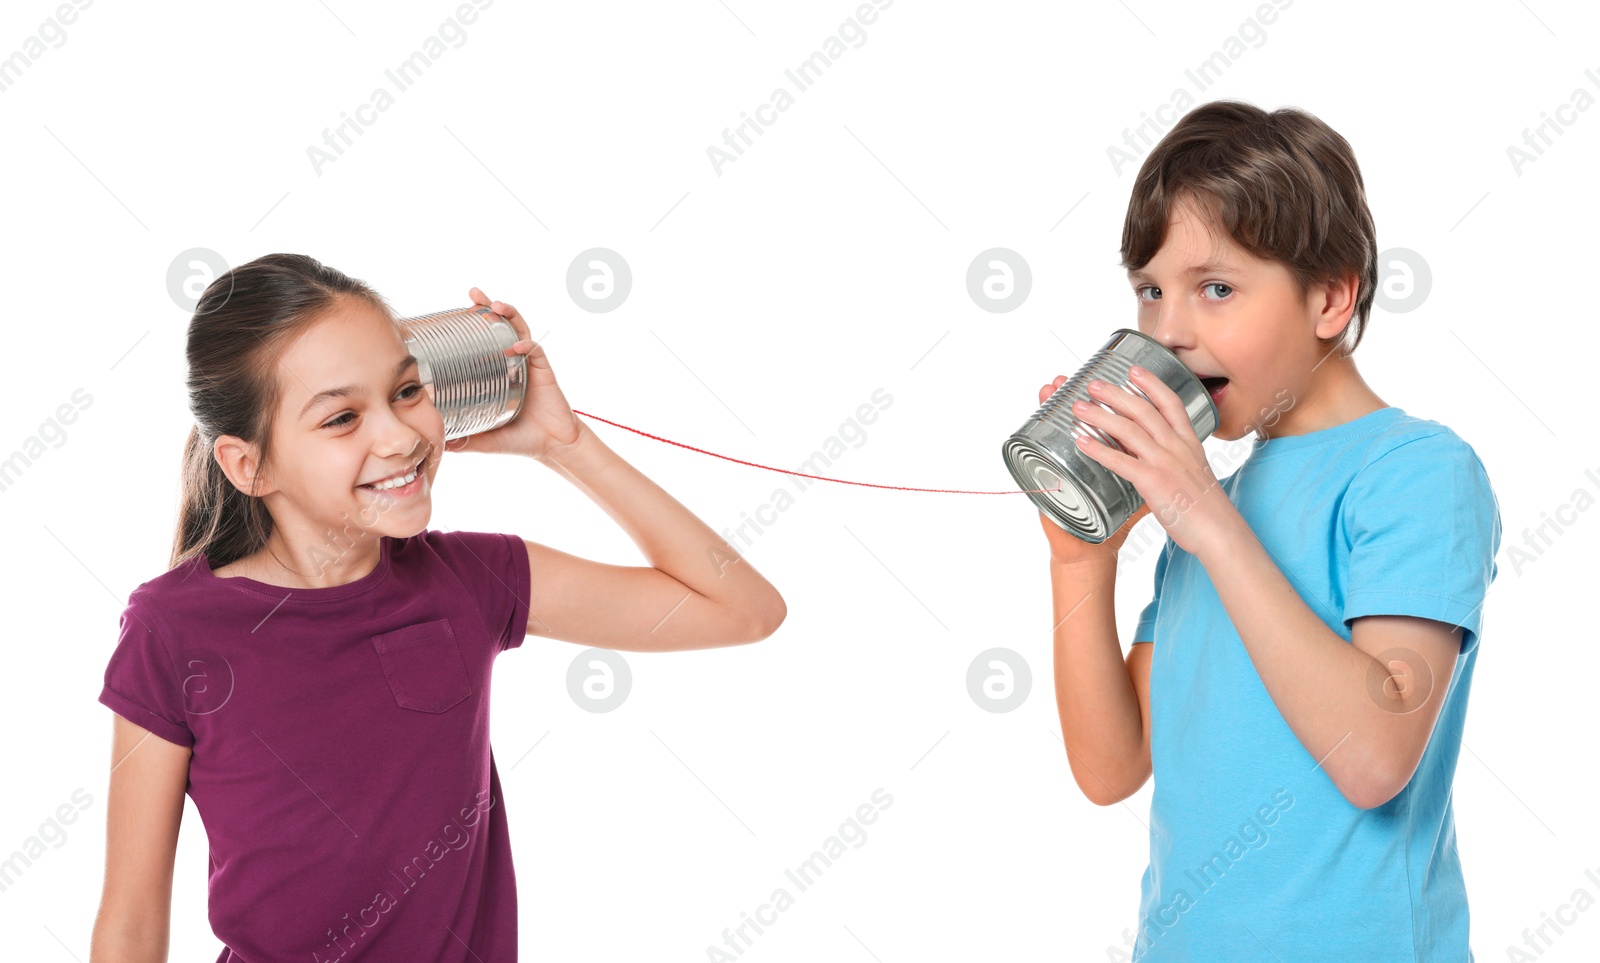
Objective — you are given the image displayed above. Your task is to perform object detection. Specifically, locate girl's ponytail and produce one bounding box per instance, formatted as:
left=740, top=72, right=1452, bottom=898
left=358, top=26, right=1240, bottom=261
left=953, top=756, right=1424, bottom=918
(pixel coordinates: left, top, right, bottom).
left=168, top=253, right=394, bottom=571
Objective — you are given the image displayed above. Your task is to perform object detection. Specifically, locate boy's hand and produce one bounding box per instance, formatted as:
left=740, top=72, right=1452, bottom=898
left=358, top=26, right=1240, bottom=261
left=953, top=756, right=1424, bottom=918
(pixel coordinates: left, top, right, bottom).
left=1067, top=365, right=1239, bottom=558
left=430, top=287, right=582, bottom=459
left=1036, top=375, right=1152, bottom=567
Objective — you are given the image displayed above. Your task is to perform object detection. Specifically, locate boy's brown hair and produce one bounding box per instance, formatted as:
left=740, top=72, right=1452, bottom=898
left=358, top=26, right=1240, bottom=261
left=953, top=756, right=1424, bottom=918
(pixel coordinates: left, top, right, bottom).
left=1120, top=100, right=1378, bottom=359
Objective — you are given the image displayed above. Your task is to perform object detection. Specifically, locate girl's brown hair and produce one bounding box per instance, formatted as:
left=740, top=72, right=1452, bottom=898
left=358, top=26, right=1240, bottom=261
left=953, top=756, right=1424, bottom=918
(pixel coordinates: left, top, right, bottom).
left=1121, top=100, right=1378, bottom=358
left=170, top=254, right=394, bottom=570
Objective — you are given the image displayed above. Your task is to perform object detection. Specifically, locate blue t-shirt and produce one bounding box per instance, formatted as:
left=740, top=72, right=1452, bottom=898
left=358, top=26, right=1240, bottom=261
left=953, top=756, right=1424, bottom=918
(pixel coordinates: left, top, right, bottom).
left=1129, top=406, right=1501, bottom=962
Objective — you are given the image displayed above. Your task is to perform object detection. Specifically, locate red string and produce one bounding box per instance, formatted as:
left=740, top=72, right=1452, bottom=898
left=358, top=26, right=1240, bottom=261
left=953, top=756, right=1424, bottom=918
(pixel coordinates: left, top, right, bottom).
left=570, top=409, right=1062, bottom=495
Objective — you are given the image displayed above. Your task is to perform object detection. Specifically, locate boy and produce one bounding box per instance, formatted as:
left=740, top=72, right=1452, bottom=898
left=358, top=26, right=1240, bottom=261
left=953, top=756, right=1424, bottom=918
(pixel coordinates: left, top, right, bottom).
left=1043, top=100, right=1502, bottom=962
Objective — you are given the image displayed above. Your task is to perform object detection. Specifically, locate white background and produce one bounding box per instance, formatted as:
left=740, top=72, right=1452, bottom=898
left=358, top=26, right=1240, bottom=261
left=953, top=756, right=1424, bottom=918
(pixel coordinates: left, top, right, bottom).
left=1, top=0, right=1594, bottom=960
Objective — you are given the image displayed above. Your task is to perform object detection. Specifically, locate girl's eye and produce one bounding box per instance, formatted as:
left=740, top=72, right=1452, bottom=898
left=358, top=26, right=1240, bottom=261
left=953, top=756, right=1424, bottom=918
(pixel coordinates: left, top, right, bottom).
left=1203, top=282, right=1233, bottom=299
left=1136, top=285, right=1161, bottom=302
left=320, top=385, right=423, bottom=430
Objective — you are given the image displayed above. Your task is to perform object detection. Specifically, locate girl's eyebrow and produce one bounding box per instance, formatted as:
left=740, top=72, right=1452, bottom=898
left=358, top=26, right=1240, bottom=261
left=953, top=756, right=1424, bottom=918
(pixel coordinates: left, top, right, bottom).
left=299, top=355, right=418, bottom=418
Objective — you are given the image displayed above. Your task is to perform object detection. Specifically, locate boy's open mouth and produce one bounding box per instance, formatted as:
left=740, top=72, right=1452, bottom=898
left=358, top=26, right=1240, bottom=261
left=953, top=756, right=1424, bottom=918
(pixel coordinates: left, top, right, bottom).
left=1199, top=376, right=1230, bottom=401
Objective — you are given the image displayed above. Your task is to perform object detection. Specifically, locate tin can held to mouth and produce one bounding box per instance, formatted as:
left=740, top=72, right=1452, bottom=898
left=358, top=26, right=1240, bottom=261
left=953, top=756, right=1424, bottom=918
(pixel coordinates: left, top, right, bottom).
left=394, top=305, right=528, bottom=441
left=1000, top=328, right=1219, bottom=544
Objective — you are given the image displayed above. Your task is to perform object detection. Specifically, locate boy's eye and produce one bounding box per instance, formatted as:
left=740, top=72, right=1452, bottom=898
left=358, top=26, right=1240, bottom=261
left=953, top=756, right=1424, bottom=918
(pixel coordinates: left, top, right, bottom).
left=1203, top=282, right=1233, bottom=299
left=1136, top=285, right=1161, bottom=302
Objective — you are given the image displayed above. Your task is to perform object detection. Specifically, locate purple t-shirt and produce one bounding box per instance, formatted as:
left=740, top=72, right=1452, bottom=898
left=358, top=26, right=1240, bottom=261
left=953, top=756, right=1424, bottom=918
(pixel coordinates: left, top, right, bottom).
left=98, top=529, right=531, bottom=962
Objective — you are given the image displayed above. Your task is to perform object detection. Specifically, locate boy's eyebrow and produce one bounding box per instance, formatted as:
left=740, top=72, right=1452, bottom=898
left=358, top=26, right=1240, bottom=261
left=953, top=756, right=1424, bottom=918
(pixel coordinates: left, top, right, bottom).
left=299, top=355, right=418, bottom=418
left=1127, top=260, right=1242, bottom=283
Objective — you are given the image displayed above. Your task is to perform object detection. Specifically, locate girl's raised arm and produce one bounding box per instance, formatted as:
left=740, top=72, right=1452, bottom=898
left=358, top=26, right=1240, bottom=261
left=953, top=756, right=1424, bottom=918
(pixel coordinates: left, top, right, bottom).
left=520, top=418, right=787, bottom=652
left=89, top=714, right=191, bottom=963
left=455, top=290, right=787, bottom=653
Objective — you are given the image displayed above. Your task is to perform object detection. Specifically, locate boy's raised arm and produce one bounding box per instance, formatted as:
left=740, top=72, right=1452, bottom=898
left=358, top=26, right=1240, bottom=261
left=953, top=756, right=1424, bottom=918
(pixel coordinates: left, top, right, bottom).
left=1198, top=517, right=1461, bottom=810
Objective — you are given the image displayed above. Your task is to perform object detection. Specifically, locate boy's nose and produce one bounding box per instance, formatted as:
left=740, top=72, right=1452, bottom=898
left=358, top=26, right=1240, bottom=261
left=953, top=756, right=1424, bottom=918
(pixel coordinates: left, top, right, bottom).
left=1149, top=308, right=1195, bottom=351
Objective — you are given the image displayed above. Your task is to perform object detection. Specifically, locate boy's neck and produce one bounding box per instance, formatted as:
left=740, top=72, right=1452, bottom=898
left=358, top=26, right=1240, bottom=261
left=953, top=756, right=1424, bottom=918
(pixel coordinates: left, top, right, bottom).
left=1255, top=355, right=1389, bottom=442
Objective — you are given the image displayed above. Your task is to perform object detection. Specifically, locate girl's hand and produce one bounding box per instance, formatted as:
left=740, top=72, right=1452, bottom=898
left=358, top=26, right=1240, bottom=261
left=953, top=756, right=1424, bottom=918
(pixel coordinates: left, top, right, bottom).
left=1036, top=375, right=1152, bottom=567
left=428, top=287, right=582, bottom=459
left=1068, top=365, right=1237, bottom=558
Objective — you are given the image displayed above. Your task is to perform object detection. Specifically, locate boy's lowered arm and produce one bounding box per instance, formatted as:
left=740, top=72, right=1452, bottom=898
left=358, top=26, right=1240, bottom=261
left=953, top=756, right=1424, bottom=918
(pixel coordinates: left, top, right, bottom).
left=1050, top=557, right=1153, bottom=806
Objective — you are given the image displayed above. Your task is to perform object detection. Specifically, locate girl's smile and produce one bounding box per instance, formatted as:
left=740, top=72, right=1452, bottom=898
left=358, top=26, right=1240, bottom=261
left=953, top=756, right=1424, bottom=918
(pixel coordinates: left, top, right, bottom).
left=357, top=452, right=430, bottom=495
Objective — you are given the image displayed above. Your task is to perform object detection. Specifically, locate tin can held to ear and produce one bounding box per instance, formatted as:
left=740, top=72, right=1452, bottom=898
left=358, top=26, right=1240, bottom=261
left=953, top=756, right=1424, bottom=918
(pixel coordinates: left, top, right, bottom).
left=395, top=305, right=528, bottom=441
left=1000, top=328, right=1219, bottom=544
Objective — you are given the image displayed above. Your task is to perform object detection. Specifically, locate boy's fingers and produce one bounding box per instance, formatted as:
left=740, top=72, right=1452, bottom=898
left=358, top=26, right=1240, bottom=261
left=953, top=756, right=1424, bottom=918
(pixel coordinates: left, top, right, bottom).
left=1039, top=375, right=1067, bottom=404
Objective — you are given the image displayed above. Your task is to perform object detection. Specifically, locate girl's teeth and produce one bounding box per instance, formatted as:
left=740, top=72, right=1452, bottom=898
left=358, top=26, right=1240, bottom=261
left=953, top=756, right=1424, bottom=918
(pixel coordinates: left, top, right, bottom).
left=364, top=463, right=419, bottom=490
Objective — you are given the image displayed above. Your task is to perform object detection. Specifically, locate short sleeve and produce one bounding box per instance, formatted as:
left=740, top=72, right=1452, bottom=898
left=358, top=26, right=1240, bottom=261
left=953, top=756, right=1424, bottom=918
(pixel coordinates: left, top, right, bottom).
left=1341, top=433, right=1502, bottom=656
left=99, top=596, right=195, bottom=747
left=424, top=530, right=531, bottom=653
left=1132, top=537, right=1174, bottom=645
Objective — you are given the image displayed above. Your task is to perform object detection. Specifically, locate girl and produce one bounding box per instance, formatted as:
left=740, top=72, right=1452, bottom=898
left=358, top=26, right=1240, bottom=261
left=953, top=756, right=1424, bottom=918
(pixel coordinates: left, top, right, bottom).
left=90, top=253, right=786, bottom=962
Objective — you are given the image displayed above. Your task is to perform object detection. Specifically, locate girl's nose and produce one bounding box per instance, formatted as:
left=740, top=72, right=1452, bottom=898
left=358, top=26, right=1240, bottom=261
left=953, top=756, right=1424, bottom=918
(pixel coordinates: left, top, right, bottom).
left=374, top=408, right=423, bottom=459
left=382, top=433, right=423, bottom=461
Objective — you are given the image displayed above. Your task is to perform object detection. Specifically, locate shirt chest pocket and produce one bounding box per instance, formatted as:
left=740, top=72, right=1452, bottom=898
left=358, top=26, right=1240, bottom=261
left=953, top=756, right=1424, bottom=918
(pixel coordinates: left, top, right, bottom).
left=370, top=619, right=472, bottom=713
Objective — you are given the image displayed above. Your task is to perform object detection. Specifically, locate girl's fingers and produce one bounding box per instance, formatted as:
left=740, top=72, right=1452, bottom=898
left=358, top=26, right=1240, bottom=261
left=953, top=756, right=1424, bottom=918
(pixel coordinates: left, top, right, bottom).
left=465, top=289, right=530, bottom=341
left=492, top=302, right=530, bottom=341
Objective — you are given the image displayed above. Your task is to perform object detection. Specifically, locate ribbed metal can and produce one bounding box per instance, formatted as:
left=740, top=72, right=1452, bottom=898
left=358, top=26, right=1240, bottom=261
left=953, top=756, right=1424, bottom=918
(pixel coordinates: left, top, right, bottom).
left=1001, top=328, right=1219, bottom=543
left=395, top=305, right=527, bottom=441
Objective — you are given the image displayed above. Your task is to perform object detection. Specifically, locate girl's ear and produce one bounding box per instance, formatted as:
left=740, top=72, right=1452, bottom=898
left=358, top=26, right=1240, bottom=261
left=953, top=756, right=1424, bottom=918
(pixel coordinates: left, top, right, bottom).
left=213, top=435, right=277, bottom=497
